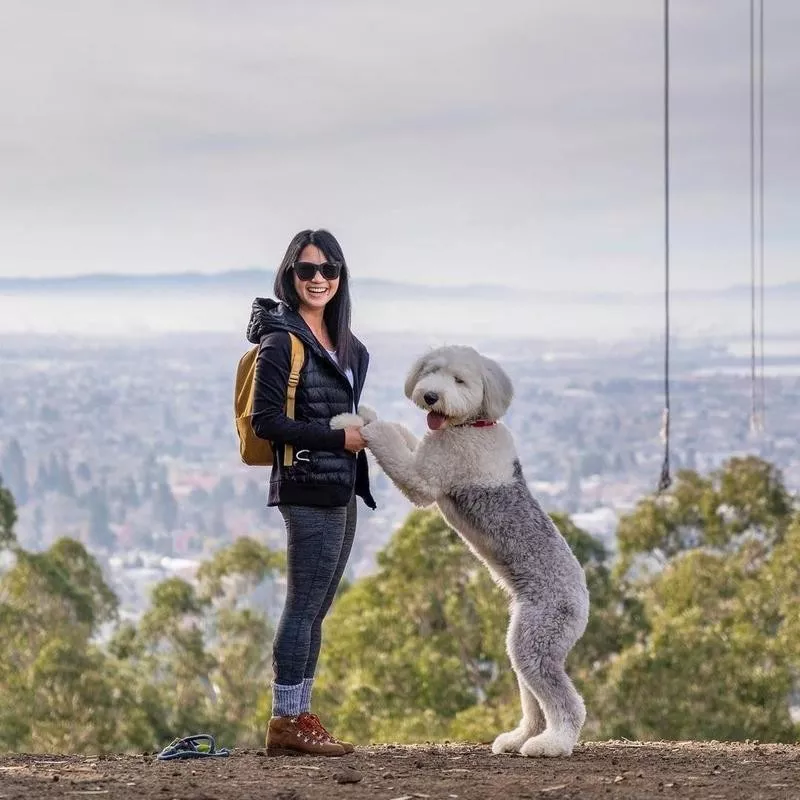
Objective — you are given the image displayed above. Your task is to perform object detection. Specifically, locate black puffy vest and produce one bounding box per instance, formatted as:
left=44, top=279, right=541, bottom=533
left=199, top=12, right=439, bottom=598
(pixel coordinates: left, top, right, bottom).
left=246, top=298, right=376, bottom=510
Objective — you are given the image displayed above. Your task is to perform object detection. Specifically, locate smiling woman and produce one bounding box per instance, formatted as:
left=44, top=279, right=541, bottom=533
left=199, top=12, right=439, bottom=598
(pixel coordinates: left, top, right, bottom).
left=243, top=228, right=375, bottom=757
left=274, top=232, right=350, bottom=362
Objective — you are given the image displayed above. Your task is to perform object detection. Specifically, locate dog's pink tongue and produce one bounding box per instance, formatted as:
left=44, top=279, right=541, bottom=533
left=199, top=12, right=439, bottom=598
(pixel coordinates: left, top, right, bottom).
left=427, top=411, right=446, bottom=431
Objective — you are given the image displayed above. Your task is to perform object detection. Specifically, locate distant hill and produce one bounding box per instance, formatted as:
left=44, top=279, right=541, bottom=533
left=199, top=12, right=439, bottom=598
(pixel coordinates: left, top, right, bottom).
left=0, top=268, right=798, bottom=305
left=0, top=269, right=273, bottom=292
left=0, top=268, right=510, bottom=301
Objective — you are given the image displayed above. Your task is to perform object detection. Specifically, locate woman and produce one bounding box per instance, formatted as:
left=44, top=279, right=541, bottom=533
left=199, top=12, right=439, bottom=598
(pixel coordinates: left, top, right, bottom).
left=246, top=229, right=374, bottom=757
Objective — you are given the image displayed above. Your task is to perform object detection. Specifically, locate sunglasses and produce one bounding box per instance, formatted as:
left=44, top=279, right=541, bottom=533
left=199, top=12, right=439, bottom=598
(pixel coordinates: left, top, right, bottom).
left=292, top=261, right=342, bottom=281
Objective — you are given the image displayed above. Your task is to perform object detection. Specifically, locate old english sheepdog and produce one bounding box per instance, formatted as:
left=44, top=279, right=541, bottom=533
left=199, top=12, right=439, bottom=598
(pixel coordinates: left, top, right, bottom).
left=334, top=346, right=589, bottom=757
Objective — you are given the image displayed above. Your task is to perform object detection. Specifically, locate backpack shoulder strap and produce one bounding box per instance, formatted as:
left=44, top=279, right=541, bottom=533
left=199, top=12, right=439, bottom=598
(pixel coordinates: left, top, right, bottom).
left=283, top=333, right=305, bottom=467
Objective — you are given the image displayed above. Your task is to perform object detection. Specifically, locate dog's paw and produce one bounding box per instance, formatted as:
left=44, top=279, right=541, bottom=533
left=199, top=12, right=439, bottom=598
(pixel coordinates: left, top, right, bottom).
left=491, top=727, right=531, bottom=755
left=518, top=730, right=575, bottom=758
left=330, top=413, right=365, bottom=430
left=360, top=419, right=396, bottom=444
left=357, top=404, right=378, bottom=424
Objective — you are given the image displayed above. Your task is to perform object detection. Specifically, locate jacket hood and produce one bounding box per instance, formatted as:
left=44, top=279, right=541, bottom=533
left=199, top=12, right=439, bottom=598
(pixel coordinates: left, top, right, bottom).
left=246, top=296, right=368, bottom=376
left=246, top=298, right=314, bottom=346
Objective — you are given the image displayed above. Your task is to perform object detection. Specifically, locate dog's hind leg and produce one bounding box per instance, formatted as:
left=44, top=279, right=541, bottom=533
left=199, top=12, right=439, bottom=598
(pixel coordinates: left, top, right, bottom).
left=505, top=600, right=586, bottom=757
left=491, top=671, right=545, bottom=754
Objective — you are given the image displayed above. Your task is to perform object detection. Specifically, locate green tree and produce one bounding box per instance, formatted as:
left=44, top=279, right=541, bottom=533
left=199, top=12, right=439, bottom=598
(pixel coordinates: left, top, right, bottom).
left=196, top=537, right=285, bottom=743
left=615, top=456, right=792, bottom=572
left=0, top=481, right=146, bottom=752
left=112, top=537, right=283, bottom=748
left=3, top=455, right=798, bottom=753
left=595, top=456, right=798, bottom=742
left=0, top=477, right=18, bottom=552
left=315, top=510, right=497, bottom=743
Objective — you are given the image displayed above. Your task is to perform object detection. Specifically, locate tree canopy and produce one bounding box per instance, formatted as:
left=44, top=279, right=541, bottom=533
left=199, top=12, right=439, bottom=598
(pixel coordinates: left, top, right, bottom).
left=0, top=455, right=797, bottom=752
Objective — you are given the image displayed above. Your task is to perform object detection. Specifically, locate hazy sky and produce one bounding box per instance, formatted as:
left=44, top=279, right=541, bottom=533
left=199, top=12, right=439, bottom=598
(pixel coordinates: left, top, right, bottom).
left=1, top=1, right=797, bottom=291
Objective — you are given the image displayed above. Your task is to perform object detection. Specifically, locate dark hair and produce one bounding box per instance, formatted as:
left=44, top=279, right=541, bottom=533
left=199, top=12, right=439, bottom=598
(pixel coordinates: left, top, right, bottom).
left=274, top=229, right=355, bottom=369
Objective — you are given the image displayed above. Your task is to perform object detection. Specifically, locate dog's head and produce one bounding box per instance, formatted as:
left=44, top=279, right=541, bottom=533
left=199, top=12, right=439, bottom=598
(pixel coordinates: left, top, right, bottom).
left=404, top=345, right=513, bottom=431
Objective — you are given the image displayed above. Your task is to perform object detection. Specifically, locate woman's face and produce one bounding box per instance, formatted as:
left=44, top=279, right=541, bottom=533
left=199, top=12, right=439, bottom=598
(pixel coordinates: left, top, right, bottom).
left=292, top=244, right=340, bottom=312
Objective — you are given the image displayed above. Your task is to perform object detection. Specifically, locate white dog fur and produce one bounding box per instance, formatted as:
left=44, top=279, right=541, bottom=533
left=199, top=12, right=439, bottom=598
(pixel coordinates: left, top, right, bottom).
left=333, top=346, right=589, bottom=757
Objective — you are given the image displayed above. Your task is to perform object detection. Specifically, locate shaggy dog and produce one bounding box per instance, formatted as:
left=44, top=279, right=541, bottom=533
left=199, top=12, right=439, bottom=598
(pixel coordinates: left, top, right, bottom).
left=334, top=346, right=589, bottom=757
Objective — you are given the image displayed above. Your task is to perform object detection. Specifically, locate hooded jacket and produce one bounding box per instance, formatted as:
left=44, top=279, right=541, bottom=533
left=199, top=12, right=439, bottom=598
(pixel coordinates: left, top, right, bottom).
left=246, top=298, right=376, bottom=510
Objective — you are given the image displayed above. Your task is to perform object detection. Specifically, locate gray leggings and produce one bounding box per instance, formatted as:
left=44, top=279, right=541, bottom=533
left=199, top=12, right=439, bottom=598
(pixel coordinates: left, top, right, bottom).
left=273, top=496, right=357, bottom=685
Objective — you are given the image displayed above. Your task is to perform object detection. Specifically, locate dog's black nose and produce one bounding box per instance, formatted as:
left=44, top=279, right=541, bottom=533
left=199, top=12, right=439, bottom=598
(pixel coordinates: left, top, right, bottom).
left=423, top=391, right=439, bottom=406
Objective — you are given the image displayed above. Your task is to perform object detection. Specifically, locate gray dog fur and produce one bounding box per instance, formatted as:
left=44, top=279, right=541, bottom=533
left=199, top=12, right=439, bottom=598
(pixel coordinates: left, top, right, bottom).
left=333, top=345, right=589, bottom=757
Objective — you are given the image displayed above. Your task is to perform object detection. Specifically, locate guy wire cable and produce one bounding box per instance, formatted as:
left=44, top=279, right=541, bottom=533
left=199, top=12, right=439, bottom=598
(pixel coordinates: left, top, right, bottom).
left=758, top=0, right=766, bottom=430
left=749, top=0, right=758, bottom=435
left=658, top=0, right=673, bottom=492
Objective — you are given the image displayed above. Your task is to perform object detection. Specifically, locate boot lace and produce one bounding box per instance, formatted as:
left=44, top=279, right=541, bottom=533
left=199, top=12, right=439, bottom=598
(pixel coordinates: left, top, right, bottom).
left=306, top=713, right=338, bottom=742
left=296, top=712, right=331, bottom=742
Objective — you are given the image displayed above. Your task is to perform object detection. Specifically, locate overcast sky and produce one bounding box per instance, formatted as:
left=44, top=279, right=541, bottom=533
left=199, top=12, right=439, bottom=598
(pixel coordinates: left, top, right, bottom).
left=0, top=1, right=797, bottom=292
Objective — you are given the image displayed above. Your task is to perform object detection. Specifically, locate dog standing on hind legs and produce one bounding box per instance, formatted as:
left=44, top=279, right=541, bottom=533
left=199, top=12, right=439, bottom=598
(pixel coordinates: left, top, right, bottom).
left=334, top=346, right=589, bottom=757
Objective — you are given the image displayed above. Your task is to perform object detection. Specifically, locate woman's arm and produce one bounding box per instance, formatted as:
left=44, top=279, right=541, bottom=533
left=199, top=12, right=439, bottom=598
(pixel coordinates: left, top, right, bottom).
left=251, top=332, right=346, bottom=451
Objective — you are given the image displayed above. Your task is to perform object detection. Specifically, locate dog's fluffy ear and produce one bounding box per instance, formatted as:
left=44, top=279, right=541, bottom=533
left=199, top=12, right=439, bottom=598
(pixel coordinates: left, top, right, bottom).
left=404, top=352, right=431, bottom=400
left=480, top=356, right=513, bottom=420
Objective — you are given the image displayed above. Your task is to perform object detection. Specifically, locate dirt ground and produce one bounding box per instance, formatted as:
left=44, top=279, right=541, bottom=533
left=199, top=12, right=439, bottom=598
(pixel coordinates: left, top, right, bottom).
left=1, top=741, right=798, bottom=800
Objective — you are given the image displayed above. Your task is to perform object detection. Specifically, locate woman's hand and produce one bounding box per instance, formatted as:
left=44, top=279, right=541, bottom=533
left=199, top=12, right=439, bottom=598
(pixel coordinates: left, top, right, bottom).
left=343, top=426, right=367, bottom=453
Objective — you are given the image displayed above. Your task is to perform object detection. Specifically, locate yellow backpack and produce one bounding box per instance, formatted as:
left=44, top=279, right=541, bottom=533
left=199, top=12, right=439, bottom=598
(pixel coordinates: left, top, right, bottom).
left=234, top=332, right=305, bottom=467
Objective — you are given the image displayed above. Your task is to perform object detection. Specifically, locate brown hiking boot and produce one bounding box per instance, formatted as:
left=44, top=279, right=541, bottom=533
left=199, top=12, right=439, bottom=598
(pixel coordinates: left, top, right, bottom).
left=307, top=714, right=355, bottom=754
left=266, top=713, right=346, bottom=757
